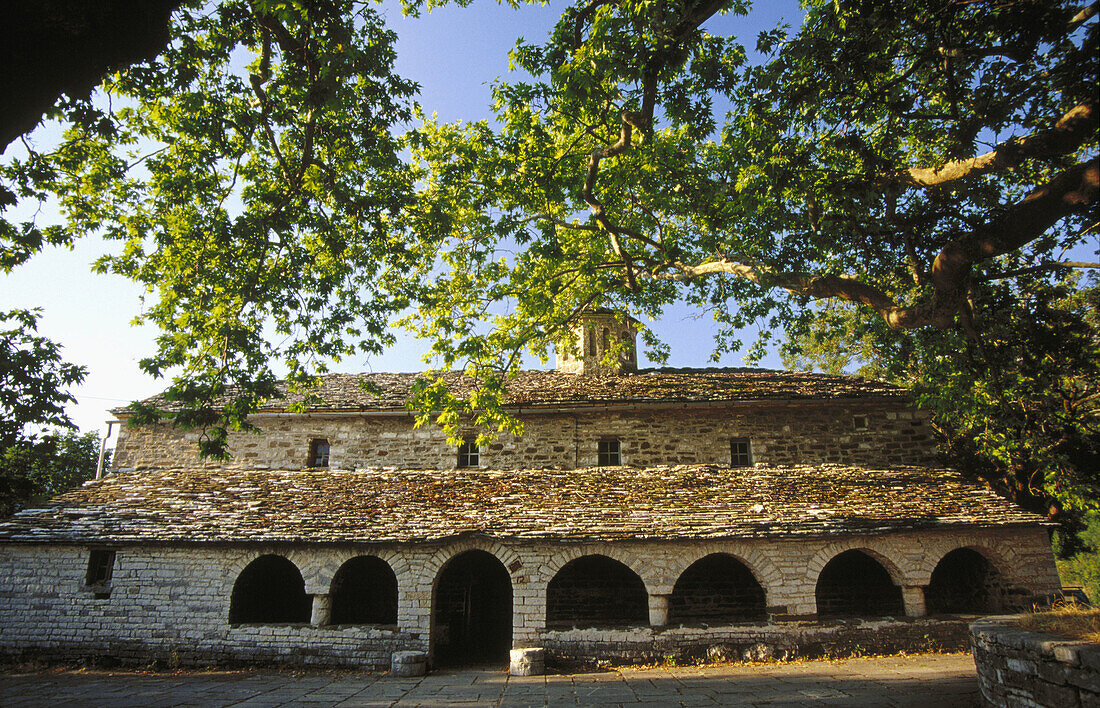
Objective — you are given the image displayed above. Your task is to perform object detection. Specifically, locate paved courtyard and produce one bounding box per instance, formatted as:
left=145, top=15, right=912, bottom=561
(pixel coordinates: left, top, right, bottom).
left=0, top=653, right=980, bottom=707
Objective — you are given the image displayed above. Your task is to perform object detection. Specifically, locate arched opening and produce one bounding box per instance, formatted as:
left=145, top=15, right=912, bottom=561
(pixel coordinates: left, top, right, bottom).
left=228, top=555, right=311, bottom=624
left=669, top=554, right=766, bottom=625
left=815, top=549, right=904, bottom=619
left=432, top=550, right=512, bottom=666
left=330, top=556, right=398, bottom=625
left=601, top=327, right=610, bottom=352
left=586, top=326, right=596, bottom=356
left=925, top=548, right=1005, bottom=614
left=546, top=555, right=648, bottom=629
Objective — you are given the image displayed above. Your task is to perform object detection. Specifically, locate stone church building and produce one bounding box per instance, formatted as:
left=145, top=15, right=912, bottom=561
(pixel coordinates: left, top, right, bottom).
left=0, top=310, right=1061, bottom=668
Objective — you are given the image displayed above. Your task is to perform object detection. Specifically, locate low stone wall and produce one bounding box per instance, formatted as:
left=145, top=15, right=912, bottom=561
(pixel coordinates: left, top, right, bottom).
left=970, top=617, right=1100, bottom=707
left=540, top=617, right=972, bottom=667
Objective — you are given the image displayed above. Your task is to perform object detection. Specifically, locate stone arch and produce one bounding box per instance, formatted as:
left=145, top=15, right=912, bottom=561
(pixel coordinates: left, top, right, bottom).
left=546, top=554, right=649, bottom=629
left=228, top=554, right=311, bottom=624
left=330, top=555, right=399, bottom=625
left=223, top=547, right=315, bottom=591
left=538, top=545, right=655, bottom=592
left=925, top=547, right=1007, bottom=614
left=805, top=540, right=909, bottom=588
left=306, top=547, right=411, bottom=596
left=669, top=553, right=767, bottom=625
left=913, top=536, right=1018, bottom=587
left=814, top=549, right=905, bottom=619
left=665, top=544, right=783, bottom=600
left=417, top=537, right=524, bottom=591
left=431, top=549, right=513, bottom=666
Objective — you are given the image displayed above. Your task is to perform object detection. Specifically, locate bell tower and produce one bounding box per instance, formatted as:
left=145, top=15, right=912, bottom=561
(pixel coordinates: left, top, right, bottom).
left=556, top=308, right=639, bottom=375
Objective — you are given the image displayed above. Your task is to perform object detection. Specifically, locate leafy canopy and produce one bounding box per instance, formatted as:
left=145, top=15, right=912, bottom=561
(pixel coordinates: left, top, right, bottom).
left=0, top=309, right=88, bottom=515
left=0, top=430, right=105, bottom=516
left=5, top=0, right=427, bottom=457
left=0, top=1, right=1097, bottom=507
left=403, top=0, right=1097, bottom=509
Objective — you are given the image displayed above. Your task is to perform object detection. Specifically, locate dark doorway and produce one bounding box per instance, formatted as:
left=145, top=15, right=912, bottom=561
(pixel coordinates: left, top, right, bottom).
left=925, top=548, right=1004, bottom=614
left=228, top=554, right=311, bottom=624
left=669, top=553, right=767, bottom=625
left=546, top=554, right=649, bottom=629
left=815, top=549, right=904, bottom=619
left=432, top=550, right=512, bottom=666
left=330, top=556, right=398, bottom=625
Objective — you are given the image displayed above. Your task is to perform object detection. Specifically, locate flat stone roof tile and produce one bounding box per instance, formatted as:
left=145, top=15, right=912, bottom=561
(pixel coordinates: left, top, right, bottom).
left=0, top=464, right=1042, bottom=544
left=115, top=368, right=906, bottom=415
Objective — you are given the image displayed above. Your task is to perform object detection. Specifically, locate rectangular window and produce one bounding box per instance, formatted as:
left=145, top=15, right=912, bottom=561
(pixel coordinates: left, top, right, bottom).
left=730, top=438, right=753, bottom=467
left=853, top=415, right=869, bottom=431
left=597, top=439, right=621, bottom=466
left=309, top=439, right=330, bottom=467
left=457, top=438, right=480, bottom=468
left=86, top=549, right=116, bottom=586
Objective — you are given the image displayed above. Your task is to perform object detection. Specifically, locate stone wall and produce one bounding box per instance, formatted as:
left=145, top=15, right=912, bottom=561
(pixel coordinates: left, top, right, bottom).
left=112, top=400, right=937, bottom=471
left=0, top=526, right=1058, bottom=668
left=541, top=618, right=975, bottom=666
left=970, top=617, right=1100, bottom=707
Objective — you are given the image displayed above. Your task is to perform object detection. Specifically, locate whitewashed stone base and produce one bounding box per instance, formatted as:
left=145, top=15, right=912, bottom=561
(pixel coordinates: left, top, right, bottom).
left=509, top=647, right=545, bottom=676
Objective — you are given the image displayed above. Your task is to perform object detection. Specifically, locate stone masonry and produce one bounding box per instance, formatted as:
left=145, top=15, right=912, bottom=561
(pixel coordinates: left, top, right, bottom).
left=112, top=401, right=936, bottom=472
left=0, top=526, right=1059, bottom=668
left=970, top=616, right=1100, bottom=707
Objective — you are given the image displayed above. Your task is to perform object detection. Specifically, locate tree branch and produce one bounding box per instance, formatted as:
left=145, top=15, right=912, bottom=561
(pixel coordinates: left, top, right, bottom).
left=650, top=158, right=1100, bottom=329
left=880, top=100, right=1097, bottom=190
left=979, top=261, right=1100, bottom=281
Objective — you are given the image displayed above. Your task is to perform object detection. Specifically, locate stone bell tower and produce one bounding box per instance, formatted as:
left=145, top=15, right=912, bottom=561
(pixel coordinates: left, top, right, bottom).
left=556, top=308, right=640, bottom=375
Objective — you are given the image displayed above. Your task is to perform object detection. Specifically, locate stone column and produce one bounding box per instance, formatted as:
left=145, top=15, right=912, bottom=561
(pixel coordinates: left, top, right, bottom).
left=902, top=586, right=927, bottom=617
left=311, top=593, right=332, bottom=626
left=648, top=593, right=670, bottom=627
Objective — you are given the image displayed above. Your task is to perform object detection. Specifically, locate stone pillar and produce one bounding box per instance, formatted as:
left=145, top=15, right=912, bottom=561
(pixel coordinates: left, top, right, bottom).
left=311, top=593, right=331, bottom=626
left=648, top=593, right=670, bottom=627
left=902, top=586, right=927, bottom=617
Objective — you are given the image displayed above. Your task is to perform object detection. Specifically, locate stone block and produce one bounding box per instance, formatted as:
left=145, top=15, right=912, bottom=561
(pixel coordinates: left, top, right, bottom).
left=390, top=650, right=427, bottom=677
left=1069, top=668, right=1100, bottom=695
left=509, top=647, right=545, bottom=676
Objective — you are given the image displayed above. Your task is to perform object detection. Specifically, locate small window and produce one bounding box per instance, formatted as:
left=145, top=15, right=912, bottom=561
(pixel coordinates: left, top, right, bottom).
left=86, top=549, right=116, bottom=586
left=601, top=327, right=610, bottom=351
left=586, top=326, right=596, bottom=356
left=457, top=438, right=480, bottom=468
left=309, top=439, right=330, bottom=467
left=853, top=415, right=869, bottom=431
left=730, top=438, right=753, bottom=467
left=598, top=439, right=621, bottom=466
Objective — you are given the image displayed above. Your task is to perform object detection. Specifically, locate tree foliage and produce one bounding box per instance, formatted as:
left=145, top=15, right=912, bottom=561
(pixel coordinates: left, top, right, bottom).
left=0, top=310, right=88, bottom=515
left=5, top=0, right=424, bottom=456
left=1054, top=511, right=1100, bottom=601
left=0, top=309, right=85, bottom=448
left=0, top=431, right=105, bottom=516
left=1, top=0, right=1097, bottom=513
left=785, top=275, right=1100, bottom=514
left=408, top=0, right=1096, bottom=358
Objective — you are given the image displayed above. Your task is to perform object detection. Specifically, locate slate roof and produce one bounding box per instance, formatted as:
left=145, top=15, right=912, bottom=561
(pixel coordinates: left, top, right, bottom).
left=0, top=464, right=1041, bottom=545
left=117, top=368, right=906, bottom=415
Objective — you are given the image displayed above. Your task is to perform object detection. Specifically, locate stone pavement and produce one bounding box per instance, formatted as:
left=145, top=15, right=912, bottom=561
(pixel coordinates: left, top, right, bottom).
left=0, top=653, right=980, bottom=707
